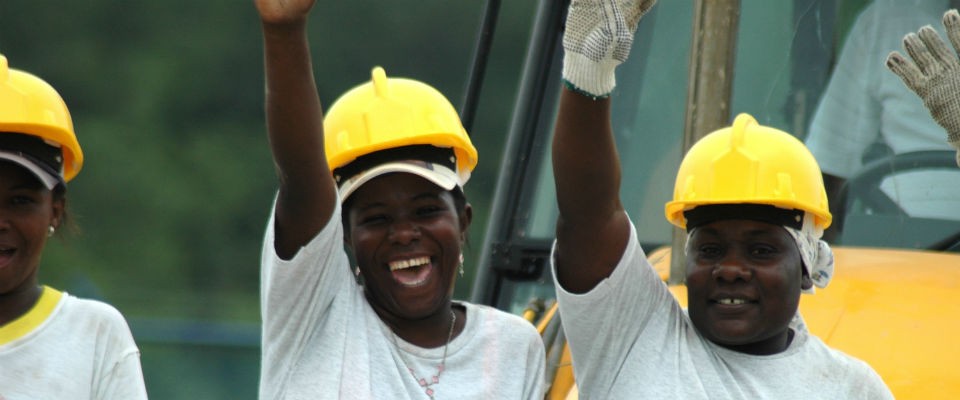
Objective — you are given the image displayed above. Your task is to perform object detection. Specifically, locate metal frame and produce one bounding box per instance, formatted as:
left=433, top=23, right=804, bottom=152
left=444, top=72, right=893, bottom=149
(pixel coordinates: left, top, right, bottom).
left=470, top=0, right=568, bottom=306
left=669, top=0, right=741, bottom=284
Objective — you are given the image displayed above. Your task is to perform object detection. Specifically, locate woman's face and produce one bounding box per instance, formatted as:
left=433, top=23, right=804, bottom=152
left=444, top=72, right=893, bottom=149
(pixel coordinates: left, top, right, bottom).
left=685, top=219, right=808, bottom=355
left=0, top=161, right=62, bottom=296
left=345, top=173, right=471, bottom=323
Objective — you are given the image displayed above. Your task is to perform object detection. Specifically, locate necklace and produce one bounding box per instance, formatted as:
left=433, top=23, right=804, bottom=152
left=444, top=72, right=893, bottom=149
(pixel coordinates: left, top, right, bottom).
left=391, top=309, right=457, bottom=400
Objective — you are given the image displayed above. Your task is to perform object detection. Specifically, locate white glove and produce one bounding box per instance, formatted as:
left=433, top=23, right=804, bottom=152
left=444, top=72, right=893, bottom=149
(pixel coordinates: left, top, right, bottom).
left=562, top=0, right=657, bottom=98
left=886, top=9, right=960, bottom=166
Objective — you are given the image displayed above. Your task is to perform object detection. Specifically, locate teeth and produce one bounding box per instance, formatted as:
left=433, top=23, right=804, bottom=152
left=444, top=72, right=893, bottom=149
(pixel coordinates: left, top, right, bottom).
left=718, top=298, right=747, bottom=305
left=389, top=256, right=430, bottom=271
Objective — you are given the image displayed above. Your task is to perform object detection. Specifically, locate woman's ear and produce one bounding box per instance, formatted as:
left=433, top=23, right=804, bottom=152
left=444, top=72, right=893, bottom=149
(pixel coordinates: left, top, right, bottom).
left=50, top=196, right=65, bottom=230
left=460, top=202, right=473, bottom=241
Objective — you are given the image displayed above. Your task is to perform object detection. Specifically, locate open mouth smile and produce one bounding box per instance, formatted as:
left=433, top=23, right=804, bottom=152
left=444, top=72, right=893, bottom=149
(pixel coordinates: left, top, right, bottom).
left=389, top=256, right=433, bottom=287
left=709, top=293, right=758, bottom=312
left=716, top=298, right=748, bottom=305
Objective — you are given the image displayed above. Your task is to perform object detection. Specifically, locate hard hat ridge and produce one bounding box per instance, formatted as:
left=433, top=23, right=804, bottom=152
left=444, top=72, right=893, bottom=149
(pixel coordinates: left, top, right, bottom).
left=665, top=113, right=832, bottom=230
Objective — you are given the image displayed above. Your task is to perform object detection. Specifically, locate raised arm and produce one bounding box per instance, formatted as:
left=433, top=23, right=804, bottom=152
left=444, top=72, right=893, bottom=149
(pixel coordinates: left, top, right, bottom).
left=256, top=0, right=337, bottom=258
left=552, top=0, right=656, bottom=293
left=552, top=90, right=630, bottom=293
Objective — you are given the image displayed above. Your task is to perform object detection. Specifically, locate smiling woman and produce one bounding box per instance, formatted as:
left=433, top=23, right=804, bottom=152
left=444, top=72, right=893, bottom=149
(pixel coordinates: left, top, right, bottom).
left=253, top=0, right=545, bottom=399
left=549, top=0, right=894, bottom=398
left=684, top=216, right=807, bottom=355
left=0, top=55, right=147, bottom=399
left=346, top=174, right=469, bottom=327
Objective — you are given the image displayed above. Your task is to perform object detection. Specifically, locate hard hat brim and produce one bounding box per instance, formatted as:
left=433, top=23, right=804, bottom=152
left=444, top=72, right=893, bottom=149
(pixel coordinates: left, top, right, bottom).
left=0, top=150, right=62, bottom=190
left=337, top=160, right=461, bottom=202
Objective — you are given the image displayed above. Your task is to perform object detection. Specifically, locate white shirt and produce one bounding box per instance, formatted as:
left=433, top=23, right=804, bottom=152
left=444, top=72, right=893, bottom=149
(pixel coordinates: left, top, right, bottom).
left=552, top=221, right=893, bottom=399
left=259, top=201, right=546, bottom=400
left=0, top=287, right=147, bottom=400
left=806, top=0, right=960, bottom=220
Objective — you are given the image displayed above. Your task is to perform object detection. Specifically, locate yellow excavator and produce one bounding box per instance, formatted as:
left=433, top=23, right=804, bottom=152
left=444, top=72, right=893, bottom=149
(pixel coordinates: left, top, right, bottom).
left=461, top=1, right=960, bottom=398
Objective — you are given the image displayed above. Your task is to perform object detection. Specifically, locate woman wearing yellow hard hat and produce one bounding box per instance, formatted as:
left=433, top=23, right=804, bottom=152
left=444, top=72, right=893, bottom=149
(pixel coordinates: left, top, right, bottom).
left=253, top=0, right=545, bottom=399
left=0, top=55, right=147, bottom=399
left=549, top=0, right=894, bottom=398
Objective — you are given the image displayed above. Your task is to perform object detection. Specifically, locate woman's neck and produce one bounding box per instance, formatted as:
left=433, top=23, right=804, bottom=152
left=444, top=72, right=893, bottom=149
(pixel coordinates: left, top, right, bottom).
left=0, top=284, right=43, bottom=327
left=718, top=328, right=795, bottom=356
left=378, top=302, right=465, bottom=348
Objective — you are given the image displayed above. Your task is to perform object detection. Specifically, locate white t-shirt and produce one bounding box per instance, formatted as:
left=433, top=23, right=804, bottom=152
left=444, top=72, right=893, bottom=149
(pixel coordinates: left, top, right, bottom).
left=552, top=221, right=893, bottom=400
left=0, top=287, right=147, bottom=400
left=259, top=201, right=546, bottom=400
left=806, top=0, right=960, bottom=220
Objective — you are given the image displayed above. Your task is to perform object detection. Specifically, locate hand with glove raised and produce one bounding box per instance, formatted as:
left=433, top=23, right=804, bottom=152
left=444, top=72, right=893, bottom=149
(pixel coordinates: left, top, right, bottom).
left=886, top=9, right=960, bottom=166
left=552, top=0, right=658, bottom=294
left=562, top=0, right=657, bottom=99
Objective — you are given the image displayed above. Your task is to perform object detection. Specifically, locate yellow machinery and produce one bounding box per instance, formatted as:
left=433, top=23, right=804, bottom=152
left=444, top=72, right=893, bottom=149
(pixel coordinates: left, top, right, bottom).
left=531, top=246, right=960, bottom=399
left=471, top=1, right=960, bottom=398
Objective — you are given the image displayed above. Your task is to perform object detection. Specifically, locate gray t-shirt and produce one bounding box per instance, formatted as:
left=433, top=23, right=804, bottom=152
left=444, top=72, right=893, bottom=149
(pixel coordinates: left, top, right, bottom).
left=552, top=221, right=893, bottom=399
left=259, top=201, right=546, bottom=400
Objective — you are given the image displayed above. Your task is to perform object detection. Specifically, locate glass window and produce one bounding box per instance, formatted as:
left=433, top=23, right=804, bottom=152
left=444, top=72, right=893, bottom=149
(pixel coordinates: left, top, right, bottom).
left=524, top=0, right=695, bottom=247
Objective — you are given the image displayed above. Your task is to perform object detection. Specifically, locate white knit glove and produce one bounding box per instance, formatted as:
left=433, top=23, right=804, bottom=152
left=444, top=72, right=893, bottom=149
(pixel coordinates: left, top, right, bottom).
left=562, top=0, right=657, bottom=98
left=886, top=9, right=960, bottom=166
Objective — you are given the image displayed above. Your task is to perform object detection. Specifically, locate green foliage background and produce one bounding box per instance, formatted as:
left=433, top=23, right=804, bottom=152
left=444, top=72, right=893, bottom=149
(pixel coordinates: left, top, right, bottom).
left=0, top=1, right=537, bottom=397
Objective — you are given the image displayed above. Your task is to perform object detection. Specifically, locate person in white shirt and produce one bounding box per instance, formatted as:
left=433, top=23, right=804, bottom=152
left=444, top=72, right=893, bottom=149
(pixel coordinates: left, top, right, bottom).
left=550, top=1, right=894, bottom=398
left=253, top=1, right=546, bottom=399
left=806, top=0, right=960, bottom=240
left=0, top=55, right=147, bottom=400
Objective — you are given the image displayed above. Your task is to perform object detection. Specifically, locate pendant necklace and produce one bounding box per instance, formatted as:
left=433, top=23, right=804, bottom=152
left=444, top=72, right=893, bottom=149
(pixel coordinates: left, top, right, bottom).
left=392, top=309, right=457, bottom=400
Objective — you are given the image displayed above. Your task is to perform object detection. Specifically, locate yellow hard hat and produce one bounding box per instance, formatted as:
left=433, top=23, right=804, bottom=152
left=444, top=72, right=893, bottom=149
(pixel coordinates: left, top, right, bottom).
left=324, top=67, right=477, bottom=199
left=0, top=55, right=83, bottom=183
left=665, top=113, right=831, bottom=230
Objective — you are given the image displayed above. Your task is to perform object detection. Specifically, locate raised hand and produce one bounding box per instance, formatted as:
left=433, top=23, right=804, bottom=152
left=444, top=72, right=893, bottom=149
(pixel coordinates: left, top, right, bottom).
left=886, top=9, right=960, bottom=166
left=551, top=0, right=658, bottom=293
left=562, top=0, right=657, bottom=98
left=255, top=0, right=335, bottom=258
left=255, top=0, right=317, bottom=25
